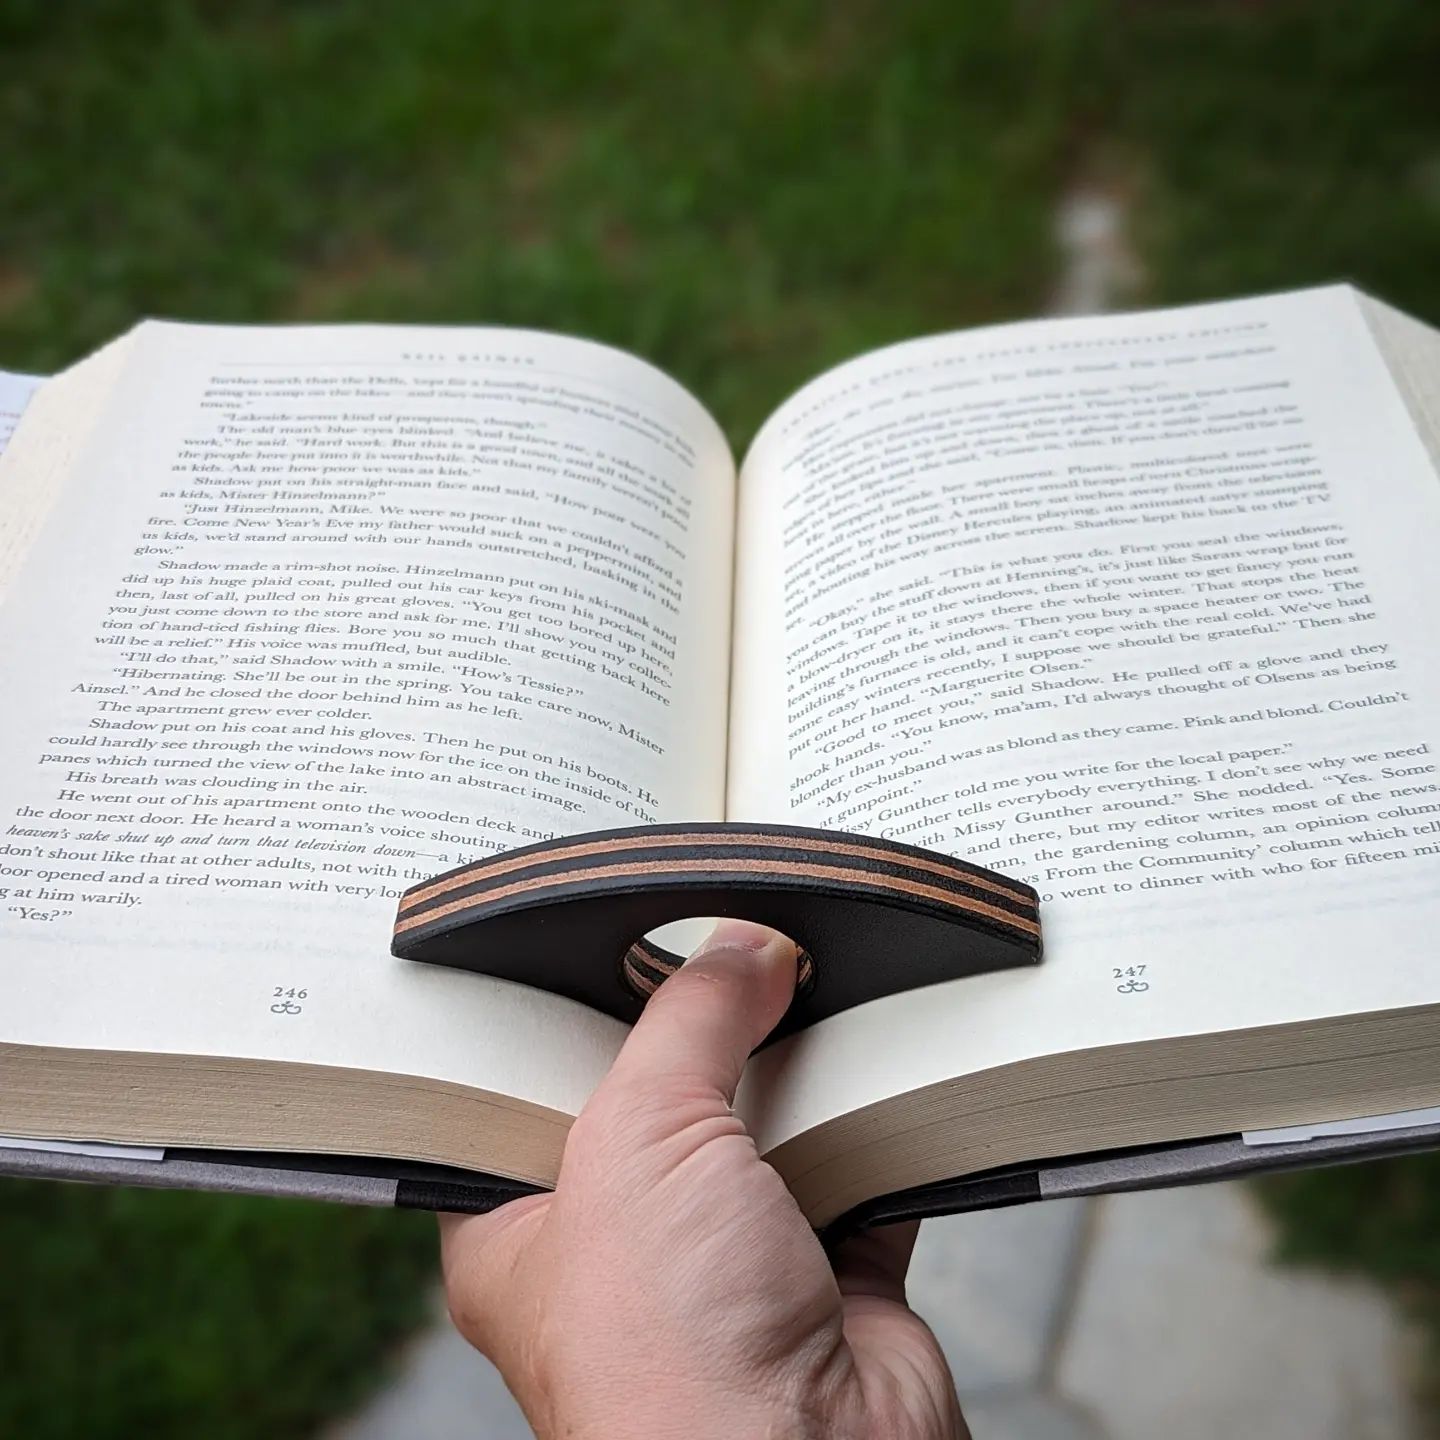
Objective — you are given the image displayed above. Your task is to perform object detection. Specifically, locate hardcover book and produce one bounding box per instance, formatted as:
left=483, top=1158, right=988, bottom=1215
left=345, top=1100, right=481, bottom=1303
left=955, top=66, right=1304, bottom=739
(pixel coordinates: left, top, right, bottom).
left=3, top=284, right=1440, bottom=1230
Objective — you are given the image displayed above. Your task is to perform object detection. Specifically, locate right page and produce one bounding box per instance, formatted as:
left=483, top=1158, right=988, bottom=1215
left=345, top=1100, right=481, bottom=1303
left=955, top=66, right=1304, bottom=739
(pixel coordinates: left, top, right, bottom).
left=729, top=285, right=1440, bottom=1151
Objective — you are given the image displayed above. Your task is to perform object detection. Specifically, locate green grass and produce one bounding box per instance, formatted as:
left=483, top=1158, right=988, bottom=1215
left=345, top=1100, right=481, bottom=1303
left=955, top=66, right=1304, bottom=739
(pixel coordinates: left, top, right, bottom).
left=2, top=1, right=1440, bottom=1433
left=1106, top=0, right=1440, bottom=324
left=0, top=1180, right=438, bottom=1440
left=0, top=0, right=1079, bottom=446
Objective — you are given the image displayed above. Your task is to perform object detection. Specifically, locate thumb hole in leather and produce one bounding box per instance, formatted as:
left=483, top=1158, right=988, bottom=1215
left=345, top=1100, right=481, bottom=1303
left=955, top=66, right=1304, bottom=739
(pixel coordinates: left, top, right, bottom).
left=625, top=917, right=813, bottom=1002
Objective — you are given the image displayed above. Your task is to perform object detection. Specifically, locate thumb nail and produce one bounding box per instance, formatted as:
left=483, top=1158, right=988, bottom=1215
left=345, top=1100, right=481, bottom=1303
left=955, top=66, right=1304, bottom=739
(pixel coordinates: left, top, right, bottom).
left=691, top=918, right=790, bottom=961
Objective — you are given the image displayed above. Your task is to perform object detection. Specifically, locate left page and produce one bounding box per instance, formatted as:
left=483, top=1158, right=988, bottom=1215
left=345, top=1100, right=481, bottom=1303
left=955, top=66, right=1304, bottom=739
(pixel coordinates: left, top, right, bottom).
left=0, top=370, right=40, bottom=449
left=0, top=322, right=734, bottom=1126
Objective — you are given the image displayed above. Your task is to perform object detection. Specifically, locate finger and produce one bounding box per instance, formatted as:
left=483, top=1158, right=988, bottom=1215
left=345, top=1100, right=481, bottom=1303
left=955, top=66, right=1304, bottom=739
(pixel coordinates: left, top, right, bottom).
left=832, top=1219, right=920, bottom=1304
left=602, top=919, right=797, bottom=1108
left=437, top=1193, right=550, bottom=1285
left=437, top=1194, right=551, bottom=1353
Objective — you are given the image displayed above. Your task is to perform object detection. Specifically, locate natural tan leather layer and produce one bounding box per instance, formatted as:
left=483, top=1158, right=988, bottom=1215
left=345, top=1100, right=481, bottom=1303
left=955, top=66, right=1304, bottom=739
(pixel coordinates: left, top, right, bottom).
left=399, top=829, right=1036, bottom=914
left=621, top=939, right=817, bottom=998
left=394, top=854, right=1041, bottom=939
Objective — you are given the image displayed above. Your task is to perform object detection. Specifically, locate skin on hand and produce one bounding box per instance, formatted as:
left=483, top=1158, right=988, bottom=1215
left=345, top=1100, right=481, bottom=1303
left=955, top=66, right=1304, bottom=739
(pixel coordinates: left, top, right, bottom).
left=439, top=919, right=968, bottom=1440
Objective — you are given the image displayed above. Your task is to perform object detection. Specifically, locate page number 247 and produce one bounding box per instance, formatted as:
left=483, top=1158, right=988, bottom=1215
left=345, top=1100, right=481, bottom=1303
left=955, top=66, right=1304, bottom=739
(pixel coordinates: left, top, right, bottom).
left=1113, top=965, right=1149, bottom=995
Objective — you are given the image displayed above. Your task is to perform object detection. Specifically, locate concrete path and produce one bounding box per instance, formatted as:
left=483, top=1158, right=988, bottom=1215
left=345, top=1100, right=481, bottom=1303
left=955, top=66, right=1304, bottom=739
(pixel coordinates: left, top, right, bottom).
left=330, top=1181, right=1418, bottom=1439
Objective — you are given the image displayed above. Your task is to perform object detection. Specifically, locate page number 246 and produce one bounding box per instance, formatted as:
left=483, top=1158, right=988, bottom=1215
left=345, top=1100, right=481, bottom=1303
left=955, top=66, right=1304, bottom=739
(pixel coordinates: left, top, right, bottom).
left=270, top=986, right=308, bottom=1016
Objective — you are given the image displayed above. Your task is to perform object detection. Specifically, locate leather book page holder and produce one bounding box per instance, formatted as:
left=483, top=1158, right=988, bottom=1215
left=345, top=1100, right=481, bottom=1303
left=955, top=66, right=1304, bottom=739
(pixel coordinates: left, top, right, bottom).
left=392, top=822, right=1042, bottom=1042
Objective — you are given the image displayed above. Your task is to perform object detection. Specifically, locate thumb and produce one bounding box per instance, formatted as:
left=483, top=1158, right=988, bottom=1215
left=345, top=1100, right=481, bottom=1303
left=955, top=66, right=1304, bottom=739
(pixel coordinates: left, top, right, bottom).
left=599, top=919, right=798, bottom=1115
left=445, top=923, right=796, bottom=1347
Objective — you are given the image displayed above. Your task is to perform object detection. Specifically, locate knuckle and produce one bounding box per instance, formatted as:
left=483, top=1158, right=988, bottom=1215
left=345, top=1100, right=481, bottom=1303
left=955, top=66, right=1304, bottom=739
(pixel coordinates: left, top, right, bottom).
left=569, top=1080, right=667, bottom=1158
left=442, top=1261, right=495, bottom=1350
left=444, top=1286, right=483, bottom=1345
left=649, top=961, right=747, bottom=1019
left=561, top=1101, right=614, bottom=1157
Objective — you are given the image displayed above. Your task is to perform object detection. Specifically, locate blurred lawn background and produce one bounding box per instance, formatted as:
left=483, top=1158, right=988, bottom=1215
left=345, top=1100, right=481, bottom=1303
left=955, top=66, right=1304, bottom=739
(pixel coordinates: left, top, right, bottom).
left=1, top=1, right=1438, bottom=1435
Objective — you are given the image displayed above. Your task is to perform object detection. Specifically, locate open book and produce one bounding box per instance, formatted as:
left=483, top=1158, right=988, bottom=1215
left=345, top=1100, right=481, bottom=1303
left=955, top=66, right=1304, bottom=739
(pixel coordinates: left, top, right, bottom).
left=4, top=285, right=1440, bottom=1230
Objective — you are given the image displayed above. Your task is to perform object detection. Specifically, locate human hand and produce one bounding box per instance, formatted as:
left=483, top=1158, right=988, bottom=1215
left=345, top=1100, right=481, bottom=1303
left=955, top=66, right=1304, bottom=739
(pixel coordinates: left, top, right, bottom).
left=439, top=919, right=967, bottom=1440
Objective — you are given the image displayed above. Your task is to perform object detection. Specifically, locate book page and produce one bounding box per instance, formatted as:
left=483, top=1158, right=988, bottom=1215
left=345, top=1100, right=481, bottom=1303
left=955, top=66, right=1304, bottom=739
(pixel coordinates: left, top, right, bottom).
left=0, top=322, right=734, bottom=1121
left=0, top=338, right=138, bottom=597
left=729, top=286, right=1440, bottom=1150
left=0, top=370, right=41, bottom=450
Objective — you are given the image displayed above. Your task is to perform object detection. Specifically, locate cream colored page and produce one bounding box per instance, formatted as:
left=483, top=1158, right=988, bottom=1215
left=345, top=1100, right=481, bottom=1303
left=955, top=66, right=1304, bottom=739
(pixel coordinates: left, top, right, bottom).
left=0, top=321, right=734, bottom=1119
left=0, top=370, right=40, bottom=449
left=1362, top=293, right=1440, bottom=473
left=0, top=338, right=136, bottom=596
left=730, top=286, right=1440, bottom=1149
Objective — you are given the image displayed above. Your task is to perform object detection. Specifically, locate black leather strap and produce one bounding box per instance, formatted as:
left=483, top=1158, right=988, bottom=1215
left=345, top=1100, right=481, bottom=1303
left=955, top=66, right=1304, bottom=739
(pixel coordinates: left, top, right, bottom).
left=392, top=822, right=1041, bottom=1041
